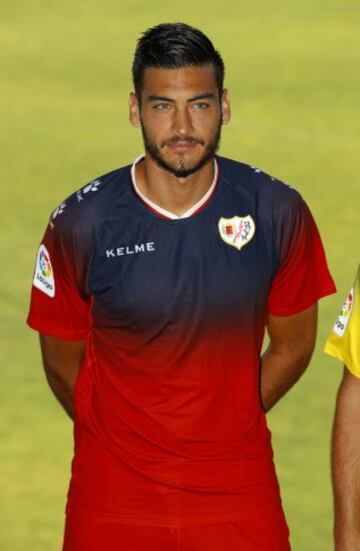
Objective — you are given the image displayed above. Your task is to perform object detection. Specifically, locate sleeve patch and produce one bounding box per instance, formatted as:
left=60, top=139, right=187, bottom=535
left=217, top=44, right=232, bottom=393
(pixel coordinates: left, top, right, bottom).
left=33, top=244, right=55, bottom=298
left=333, top=287, right=354, bottom=337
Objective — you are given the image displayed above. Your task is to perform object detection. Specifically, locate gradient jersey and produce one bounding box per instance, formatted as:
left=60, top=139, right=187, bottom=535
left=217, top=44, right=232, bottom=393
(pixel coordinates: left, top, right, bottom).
left=27, top=155, right=336, bottom=526
left=325, top=265, right=360, bottom=376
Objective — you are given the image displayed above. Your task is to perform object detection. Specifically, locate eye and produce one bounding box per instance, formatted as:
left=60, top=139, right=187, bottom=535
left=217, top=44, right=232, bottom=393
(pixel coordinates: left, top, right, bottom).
left=192, top=102, right=210, bottom=111
left=153, top=103, right=171, bottom=111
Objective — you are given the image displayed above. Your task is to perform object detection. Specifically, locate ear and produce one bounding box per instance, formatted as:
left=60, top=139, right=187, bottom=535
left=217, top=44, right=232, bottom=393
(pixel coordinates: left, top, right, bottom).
left=220, top=89, right=231, bottom=125
left=129, top=92, right=141, bottom=128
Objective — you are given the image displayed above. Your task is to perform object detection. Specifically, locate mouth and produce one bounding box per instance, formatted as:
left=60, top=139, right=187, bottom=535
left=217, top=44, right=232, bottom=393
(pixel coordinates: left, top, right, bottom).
left=162, top=136, right=203, bottom=146
left=162, top=137, right=204, bottom=154
left=167, top=141, right=198, bottom=152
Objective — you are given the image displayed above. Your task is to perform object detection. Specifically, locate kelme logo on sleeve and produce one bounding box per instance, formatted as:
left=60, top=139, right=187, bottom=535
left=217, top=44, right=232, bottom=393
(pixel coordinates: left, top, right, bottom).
left=333, top=287, right=354, bottom=337
left=33, top=244, right=55, bottom=298
left=218, top=215, right=256, bottom=251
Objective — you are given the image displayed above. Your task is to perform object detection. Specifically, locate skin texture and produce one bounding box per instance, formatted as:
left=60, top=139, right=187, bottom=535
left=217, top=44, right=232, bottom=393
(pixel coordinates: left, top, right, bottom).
left=129, top=65, right=230, bottom=216
left=332, top=368, right=360, bottom=551
left=261, top=304, right=318, bottom=412
left=39, top=334, right=86, bottom=419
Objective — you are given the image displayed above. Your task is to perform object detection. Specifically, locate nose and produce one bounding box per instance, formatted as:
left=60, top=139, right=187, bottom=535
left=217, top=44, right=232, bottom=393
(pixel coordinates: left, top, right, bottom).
left=172, top=106, right=193, bottom=136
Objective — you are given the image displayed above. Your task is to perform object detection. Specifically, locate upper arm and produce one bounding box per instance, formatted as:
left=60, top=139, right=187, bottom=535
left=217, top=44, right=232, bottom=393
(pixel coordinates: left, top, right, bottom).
left=267, top=303, right=318, bottom=359
left=39, top=333, right=86, bottom=383
left=336, top=367, right=360, bottom=417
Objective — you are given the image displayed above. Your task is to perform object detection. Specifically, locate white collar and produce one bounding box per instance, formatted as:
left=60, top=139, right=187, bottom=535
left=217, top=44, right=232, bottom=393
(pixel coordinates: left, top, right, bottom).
left=130, top=154, right=218, bottom=220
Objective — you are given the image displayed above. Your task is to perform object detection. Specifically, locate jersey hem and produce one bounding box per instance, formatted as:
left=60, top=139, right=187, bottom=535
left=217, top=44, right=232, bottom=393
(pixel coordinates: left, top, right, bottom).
left=324, top=342, right=359, bottom=377
left=65, top=500, right=284, bottom=528
left=26, top=317, right=89, bottom=341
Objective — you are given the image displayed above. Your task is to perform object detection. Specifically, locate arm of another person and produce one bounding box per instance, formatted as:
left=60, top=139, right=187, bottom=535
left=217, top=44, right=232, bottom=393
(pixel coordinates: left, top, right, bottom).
left=39, top=333, right=87, bottom=420
left=260, top=303, right=318, bottom=412
left=332, top=368, right=360, bottom=551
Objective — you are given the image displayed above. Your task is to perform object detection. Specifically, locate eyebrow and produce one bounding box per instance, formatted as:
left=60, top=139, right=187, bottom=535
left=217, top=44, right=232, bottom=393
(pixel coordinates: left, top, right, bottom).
left=147, top=92, right=216, bottom=103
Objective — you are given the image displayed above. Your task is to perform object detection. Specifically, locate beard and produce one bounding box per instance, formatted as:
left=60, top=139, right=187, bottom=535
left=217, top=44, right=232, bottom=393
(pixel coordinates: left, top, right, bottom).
left=140, top=121, right=222, bottom=179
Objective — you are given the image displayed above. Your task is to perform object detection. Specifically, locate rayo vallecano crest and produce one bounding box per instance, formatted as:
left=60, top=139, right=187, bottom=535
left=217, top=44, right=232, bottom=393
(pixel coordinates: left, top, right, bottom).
left=218, top=215, right=256, bottom=251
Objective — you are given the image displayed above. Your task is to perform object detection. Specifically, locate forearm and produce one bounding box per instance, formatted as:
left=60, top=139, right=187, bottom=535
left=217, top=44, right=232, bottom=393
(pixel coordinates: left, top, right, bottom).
left=260, top=344, right=311, bottom=412
left=332, top=369, right=360, bottom=550
left=260, top=304, right=317, bottom=411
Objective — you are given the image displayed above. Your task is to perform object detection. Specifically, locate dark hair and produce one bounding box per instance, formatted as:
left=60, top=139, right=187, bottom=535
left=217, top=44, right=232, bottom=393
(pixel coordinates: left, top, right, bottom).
left=132, top=23, right=225, bottom=99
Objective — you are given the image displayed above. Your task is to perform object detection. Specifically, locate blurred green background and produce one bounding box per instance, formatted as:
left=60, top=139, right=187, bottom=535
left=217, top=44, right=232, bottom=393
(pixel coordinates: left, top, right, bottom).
left=1, top=1, right=359, bottom=549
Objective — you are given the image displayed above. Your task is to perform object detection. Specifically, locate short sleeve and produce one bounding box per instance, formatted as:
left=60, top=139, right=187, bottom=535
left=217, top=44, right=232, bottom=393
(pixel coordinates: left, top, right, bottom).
left=268, top=197, right=336, bottom=316
left=27, top=214, right=92, bottom=340
left=324, top=265, right=360, bottom=377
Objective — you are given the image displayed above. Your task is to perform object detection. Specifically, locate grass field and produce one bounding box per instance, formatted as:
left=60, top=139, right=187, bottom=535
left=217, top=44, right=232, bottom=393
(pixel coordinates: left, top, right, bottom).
left=1, top=1, right=359, bottom=549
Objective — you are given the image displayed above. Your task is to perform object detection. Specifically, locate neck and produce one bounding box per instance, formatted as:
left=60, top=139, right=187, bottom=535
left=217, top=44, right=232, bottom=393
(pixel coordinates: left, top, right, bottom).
left=134, top=154, right=215, bottom=217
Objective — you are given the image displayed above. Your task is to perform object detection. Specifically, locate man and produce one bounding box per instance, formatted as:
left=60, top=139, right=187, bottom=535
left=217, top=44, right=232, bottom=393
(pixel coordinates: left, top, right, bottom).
left=325, top=265, right=360, bottom=550
left=27, top=22, right=336, bottom=550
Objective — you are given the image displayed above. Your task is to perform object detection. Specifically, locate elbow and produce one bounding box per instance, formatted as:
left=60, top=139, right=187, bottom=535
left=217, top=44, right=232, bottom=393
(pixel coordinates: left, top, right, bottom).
left=291, top=323, right=317, bottom=375
left=292, top=343, right=315, bottom=378
left=42, top=361, right=63, bottom=388
left=42, top=356, right=59, bottom=379
left=41, top=357, right=69, bottom=389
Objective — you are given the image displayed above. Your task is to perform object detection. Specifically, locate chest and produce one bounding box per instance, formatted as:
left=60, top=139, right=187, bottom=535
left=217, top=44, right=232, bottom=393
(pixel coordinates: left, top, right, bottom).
left=87, top=209, right=276, bottom=329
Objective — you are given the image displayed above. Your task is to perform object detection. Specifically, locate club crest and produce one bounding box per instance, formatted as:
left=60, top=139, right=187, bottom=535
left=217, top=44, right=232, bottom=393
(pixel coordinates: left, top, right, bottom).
left=218, top=215, right=256, bottom=251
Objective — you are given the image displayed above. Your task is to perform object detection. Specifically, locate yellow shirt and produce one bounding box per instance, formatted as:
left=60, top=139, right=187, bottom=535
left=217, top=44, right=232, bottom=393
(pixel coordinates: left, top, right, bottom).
left=324, top=265, right=360, bottom=377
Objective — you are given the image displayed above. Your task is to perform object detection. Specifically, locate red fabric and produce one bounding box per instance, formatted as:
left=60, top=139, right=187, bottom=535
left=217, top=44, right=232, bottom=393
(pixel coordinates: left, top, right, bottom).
left=27, top=224, right=91, bottom=340
left=26, top=169, right=335, bottom=530
left=66, top=424, right=283, bottom=527
left=268, top=201, right=335, bottom=316
left=63, top=511, right=290, bottom=551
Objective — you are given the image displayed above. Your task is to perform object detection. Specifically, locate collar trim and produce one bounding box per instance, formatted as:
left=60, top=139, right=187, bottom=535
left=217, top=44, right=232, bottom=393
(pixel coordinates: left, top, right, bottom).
left=130, top=154, right=219, bottom=220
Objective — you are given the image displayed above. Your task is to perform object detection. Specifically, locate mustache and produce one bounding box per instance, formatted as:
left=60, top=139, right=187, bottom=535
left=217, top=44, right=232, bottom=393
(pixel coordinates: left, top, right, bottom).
left=161, top=136, right=205, bottom=148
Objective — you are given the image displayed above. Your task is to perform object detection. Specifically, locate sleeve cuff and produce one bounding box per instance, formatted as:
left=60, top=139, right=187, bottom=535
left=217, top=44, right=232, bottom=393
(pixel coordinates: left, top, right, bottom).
left=268, top=282, right=337, bottom=317
left=26, top=316, right=89, bottom=341
left=324, top=341, right=360, bottom=378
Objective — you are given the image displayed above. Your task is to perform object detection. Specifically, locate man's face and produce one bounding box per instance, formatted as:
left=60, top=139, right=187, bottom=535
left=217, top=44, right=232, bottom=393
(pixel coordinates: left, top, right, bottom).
left=129, top=65, right=230, bottom=178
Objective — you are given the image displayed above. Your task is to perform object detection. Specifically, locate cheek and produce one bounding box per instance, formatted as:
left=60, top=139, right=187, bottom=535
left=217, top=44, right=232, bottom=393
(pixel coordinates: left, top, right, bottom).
left=192, top=108, right=221, bottom=129
left=197, top=117, right=220, bottom=140
left=143, top=115, right=173, bottom=138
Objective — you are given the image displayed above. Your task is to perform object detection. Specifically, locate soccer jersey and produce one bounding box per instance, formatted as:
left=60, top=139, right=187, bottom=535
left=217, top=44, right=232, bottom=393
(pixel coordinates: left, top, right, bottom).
left=324, top=265, right=360, bottom=377
left=27, top=155, right=336, bottom=526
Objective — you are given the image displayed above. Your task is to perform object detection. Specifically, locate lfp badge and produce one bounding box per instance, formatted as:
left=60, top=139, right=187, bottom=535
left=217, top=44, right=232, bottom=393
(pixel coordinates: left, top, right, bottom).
left=218, top=215, right=256, bottom=251
left=39, top=248, right=52, bottom=278
left=333, top=288, right=354, bottom=337
left=33, top=244, right=55, bottom=297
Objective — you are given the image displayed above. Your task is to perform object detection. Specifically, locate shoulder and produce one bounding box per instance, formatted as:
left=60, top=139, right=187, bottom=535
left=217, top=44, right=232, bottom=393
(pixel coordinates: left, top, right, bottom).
left=47, top=164, right=131, bottom=238
left=218, top=155, right=303, bottom=211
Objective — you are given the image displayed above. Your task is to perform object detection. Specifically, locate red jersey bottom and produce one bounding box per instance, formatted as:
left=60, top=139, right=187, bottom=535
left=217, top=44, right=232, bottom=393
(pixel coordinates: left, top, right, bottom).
left=66, top=427, right=287, bottom=527
left=63, top=509, right=290, bottom=551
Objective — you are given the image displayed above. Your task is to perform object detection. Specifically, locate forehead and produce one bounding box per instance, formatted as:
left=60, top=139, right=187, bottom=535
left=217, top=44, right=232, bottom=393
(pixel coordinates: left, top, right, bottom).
left=141, top=64, right=218, bottom=98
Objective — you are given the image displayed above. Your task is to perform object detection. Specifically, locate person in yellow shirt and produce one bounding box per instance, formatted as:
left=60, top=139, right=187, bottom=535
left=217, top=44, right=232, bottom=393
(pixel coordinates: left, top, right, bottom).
left=325, top=265, right=360, bottom=551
